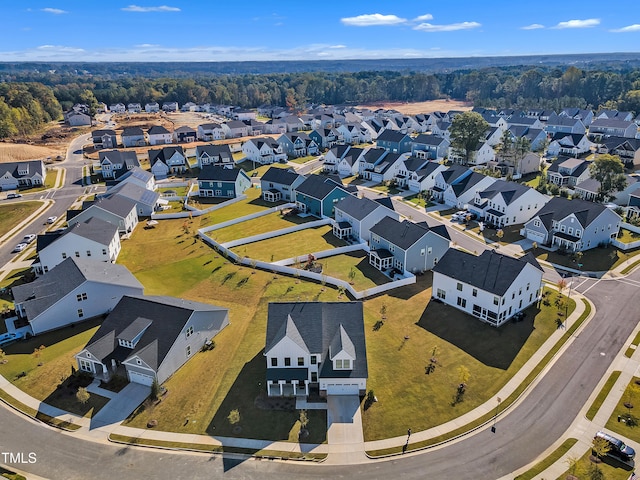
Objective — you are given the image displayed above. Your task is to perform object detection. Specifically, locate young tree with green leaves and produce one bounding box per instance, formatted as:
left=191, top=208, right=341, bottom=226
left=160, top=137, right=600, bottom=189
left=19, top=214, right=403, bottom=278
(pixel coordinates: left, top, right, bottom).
left=449, top=112, right=490, bottom=165
left=589, top=154, right=628, bottom=202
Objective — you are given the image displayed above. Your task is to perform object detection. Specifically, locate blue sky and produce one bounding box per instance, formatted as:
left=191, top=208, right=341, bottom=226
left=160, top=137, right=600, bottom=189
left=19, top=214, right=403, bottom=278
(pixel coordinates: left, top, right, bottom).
left=1, top=1, right=639, bottom=61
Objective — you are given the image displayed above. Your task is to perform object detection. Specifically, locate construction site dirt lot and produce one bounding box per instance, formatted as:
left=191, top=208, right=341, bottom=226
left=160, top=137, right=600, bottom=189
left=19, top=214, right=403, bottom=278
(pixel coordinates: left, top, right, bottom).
left=357, top=99, right=473, bottom=115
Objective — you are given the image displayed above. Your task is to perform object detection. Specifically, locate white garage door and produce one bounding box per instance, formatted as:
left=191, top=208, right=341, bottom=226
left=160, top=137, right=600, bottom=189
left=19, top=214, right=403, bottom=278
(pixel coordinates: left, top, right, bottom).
left=326, top=383, right=359, bottom=395
left=526, top=230, right=546, bottom=243
left=128, top=370, right=155, bottom=386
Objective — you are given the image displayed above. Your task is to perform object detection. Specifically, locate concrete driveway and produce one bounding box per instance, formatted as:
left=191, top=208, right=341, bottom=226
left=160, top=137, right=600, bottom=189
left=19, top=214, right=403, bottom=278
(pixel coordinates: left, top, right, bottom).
left=325, top=395, right=367, bottom=464
left=89, top=382, right=150, bottom=430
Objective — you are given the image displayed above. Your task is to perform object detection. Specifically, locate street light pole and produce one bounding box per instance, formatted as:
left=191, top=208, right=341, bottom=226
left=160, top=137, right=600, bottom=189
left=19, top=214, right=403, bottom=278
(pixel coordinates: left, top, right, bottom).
left=491, top=397, right=501, bottom=433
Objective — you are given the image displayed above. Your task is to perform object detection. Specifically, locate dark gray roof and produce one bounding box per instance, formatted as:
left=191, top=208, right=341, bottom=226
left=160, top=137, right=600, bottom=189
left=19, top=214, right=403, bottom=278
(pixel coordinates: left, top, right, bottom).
left=377, top=129, right=409, bottom=143
left=370, top=217, right=449, bottom=249
left=83, top=295, right=228, bottom=370
left=402, top=157, right=429, bottom=173
left=477, top=179, right=532, bottom=205
left=106, top=182, right=160, bottom=207
left=121, top=126, right=144, bottom=136
left=174, top=125, right=196, bottom=133
left=590, top=118, right=635, bottom=129
left=440, top=165, right=470, bottom=185
left=266, top=302, right=367, bottom=380
left=249, top=137, right=280, bottom=149
left=92, top=129, right=116, bottom=139
left=148, top=125, right=171, bottom=135
left=89, top=195, right=137, bottom=218
left=260, top=166, right=304, bottom=186
left=414, top=162, right=443, bottom=180
left=412, top=134, right=447, bottom=146
left=433, top=249, right=542, bottom=296
left=53, top=217, right=118, bottom=246
left=0, top=160, right=45, bottom=180
left=295, top=174, right=349, bottom=200
left=117, top=166, right=154, bottom=184
left=335, top=195, right=385, bottom=221
left=12, top=258, right=143, bottom=321
left=148, top=146, right=185, bottom=166
left=451, top=172, right=491, bottom=197
left=532, top=196, right=615, bottom=230
left=196, top=144, right=232, bottom=160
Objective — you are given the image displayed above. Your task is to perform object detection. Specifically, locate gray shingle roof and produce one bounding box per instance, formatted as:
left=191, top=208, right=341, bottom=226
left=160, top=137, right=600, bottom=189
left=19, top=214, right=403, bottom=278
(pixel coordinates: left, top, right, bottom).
left=83, top=295, right=228, bottom=370
left=433, top=249, right=542, bottom=296
left=106, top=182, right=160, bottom=207
left=198, top=166, right=246, bottom=182
left=370, top=217, right=449, bottom=250
left=335, top=195, right=384, bottom=221
left=0, top=160, right=45, bottom=180
left=266, top=302, right=367, bottom=380
left=12, top=258, right=143, bottom=321
left=532, top=196, right=613, bottom=229
left=477, top=179, right=531, bottom=205
left=148, top=125, right=171, bottom=135
left=148, top=146, right=185, bottom=166
left=260, top=166, right=304, bottom=186
left=295, top=174, right=349, bottom=200
left=377, top=129, right=409, bottom=143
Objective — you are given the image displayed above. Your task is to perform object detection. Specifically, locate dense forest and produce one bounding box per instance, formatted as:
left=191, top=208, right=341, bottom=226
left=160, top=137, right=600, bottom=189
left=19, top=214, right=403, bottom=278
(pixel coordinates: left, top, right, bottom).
left=2, top=59, right=640, bottom=139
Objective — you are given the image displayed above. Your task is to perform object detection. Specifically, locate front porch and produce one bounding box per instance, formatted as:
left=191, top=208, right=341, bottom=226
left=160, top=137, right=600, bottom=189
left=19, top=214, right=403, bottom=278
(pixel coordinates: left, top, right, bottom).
left=552, top=231, right=581, bottom=251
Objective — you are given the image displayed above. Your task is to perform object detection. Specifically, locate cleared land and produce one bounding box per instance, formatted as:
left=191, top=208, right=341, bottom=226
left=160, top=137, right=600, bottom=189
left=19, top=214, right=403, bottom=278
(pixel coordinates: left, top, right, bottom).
left=0, top=143, right=64, bottom=163
left=357, top=99, right=472, bottom=115
left=230, top=224, right=346, bottom=262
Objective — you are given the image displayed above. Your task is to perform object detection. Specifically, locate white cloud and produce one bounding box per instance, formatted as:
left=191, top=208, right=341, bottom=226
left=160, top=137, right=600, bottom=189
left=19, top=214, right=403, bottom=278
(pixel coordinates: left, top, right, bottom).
left=41, top=8, right=67, bottom=14
left=611, top=24, right=640, bottom=33
left=121, top=5, right=180, bottom=12
left=414, top=21, right=481, bottom=32
left=135, top=44, right=160, bottom=48
left=521, top=24, right=544, bottom=30
left=329, top=45, right=346, bottom=49
left=341, top=13, right=406, bottom=27
left=553, top=18, right=600, bottom=29
left=413, top=14, right=433, bottom=22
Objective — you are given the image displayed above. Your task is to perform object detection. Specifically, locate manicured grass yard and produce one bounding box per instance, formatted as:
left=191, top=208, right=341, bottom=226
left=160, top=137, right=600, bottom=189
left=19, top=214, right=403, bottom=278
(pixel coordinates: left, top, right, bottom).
left=617, top=228, right=640, bottom=244
left=238, top=160, right=291, bottom=178
left=372, top=184, right=401, bottom=195
left=209, top=211, right=315, bottom=244
left=230, top=224, right=346, bottom=262
left=116, top=205, right=576, bottom=444
left=0, top=318, right=109, bottom=417
left=158, top=186, right=188, bottom=197
left=196, top=187, right=283, bottom=228
left=535, top=246, right=632, bottom=272
left=0, top=201, right=43, bottom=234
left=405, top=193, right=433, bottom=209
left=605, top=376, right=640, bottom=444
left=288, top=155, right=317, bottom=164
left=0, top=268, right=32, bottom=317
left=320, top=251, right=391, bottom=291
left=555, top=445, right=633, bottom=480
left=468, top=222, right=524, bottom=245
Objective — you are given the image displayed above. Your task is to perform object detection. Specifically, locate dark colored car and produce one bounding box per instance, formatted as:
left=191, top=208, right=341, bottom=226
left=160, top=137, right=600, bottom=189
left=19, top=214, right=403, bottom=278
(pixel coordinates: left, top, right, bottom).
left=594, top=431, right=635, bottom=462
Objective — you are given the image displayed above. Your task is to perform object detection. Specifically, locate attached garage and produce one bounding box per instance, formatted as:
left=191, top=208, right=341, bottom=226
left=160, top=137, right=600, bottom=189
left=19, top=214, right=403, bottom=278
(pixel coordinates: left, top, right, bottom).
left=325, top=383, right=360, bottom=395
left=128, top=370, right=155, bottom=386
left=525, top=229, right=546, bottom=243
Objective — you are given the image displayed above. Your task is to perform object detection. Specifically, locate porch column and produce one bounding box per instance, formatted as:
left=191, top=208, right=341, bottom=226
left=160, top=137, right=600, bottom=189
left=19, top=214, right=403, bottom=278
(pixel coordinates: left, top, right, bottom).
left=267, top=380, right=273, bottom=395
left=305, top=380, right=309, bottom=396
left=278, top=380, right=285, bottom=396
left=292, top=380, right=298, bottom=395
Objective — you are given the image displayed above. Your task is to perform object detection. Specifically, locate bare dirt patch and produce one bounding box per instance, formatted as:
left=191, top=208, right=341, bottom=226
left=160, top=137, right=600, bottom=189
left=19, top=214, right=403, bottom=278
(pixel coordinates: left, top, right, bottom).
left=357, top=99, right=473, bottom=115
left=0, top=143, right=65, bottom=163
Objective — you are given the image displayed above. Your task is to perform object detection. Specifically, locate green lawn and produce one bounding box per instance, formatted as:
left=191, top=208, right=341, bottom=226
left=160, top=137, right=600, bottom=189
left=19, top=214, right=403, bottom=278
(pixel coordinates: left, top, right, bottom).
left=372, top=184, right=401, bottom=195
left=0, top=268, right=32, bottom=317
left=0, top=318, right=109, bottom=417
left=535, top=246, right=631, bottom=272
left=0, top=201, right=43, bottom=234
left=555, top=445, right=633, bottom=480
left=230, top=224, right=347, bottom=262
left=158, top=186, right=188, bottom=197
left=605, top=376, right=640, bottom=444
left=209, top=211, right=315, bottom=244
left=626, top=331, right=640, bottom=357
left=196, top=187, right=284, bottom=228
left=519, top=171, right=543, bottom=189
left=586, top=371, right=621, bottom=420
left=320, top=251, right=391, bottom=291
left=617, top=228, right=640, bottom=244
left=405, top=194, right=433, bottom=209
left=514, top=438, right=578, bottom=480
left=288, top=155, right=317, bottom=165
left=155, top=200, right=184, bottom=213
left=362, top=282, right=574, bottom=441
left=238, top=160, right=291, bottom=177
left=467, top=222, right=524, bottom=245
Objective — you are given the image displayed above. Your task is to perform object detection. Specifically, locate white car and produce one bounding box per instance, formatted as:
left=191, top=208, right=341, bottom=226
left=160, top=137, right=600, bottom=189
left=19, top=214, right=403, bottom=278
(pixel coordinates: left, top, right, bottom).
left=46, top=216, right=58, bottom=224
left=22, top=234, right=36, bottom=244
left=12, top=243, right=28, bottom=253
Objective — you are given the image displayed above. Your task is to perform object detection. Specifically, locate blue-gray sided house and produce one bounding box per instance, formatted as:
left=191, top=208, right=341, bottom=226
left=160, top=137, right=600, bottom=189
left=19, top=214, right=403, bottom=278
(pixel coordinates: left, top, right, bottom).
left=12, top=257, right=144, bottom=335
left=260, top=167, right=305, bottom=202
left=410, top=134, right=450, bottom=160
left=432, top=249, right=543, bottom=327
left=369, top=217, right=450, bottom=275
left=277, top=132, right=319, bottom=158
left=264, top=302, right=367, bottom=397
left=333, top=195, right=400, bottom=243
left=100, top=182, right=163, bottom=217
left=375, top=129, right=412, bottom=154
left=294, top=174, right=353, bottom=217
left=75, top=295, right=229, bottom=386
left=149, top=146, right=187, bottom=179
left=522, top=197, right=621, bottom=251
left=198, top=166, right=251, bottom=198
left=99, top=150, right=140, bottom=181
left=91, top=129, right=118, bottom=150
left=196, top=144, right=234, bottom=169
left=121, top=127, right=146, bottom=148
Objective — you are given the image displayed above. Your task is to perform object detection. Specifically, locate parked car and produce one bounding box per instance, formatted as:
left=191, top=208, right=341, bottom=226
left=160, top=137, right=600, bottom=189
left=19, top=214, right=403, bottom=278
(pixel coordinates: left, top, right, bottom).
left=594, top=431, right=635, bottom=462
left=6, top=193, right=22, bottom=199
left=22, top=234, right=36, bottom=244
left=12, top=243, right=27, bottom=253
left=46, top=216, right=58, bottom=224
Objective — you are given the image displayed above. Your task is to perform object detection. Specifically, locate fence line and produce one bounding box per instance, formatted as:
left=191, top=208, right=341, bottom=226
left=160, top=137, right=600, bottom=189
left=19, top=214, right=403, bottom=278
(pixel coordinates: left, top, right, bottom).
left=621, top=222, right=640, bottom=234
left=612, top=238, right=640, bottom=251
left=151, top=195, right=248, bottom=220
left=200, top=203, right=296, bottom=233
left=273, top=243, right=368, bottom=266
left=220, top=218, right=331, bottom=249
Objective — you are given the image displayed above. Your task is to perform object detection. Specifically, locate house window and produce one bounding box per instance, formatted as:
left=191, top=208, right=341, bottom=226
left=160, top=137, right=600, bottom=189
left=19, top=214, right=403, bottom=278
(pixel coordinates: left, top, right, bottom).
left=472, top=289, right=477, bottom=297
left=75, top=252, right=80, bottom=258
left=436, top=288, right=446, bottom=300
left=493, top=296, right=499, bottom=306
left=527, top=283, right=530, bottom=291
left=43, top=266, right=48, bottom=273
left=428, top=247, right=432, bottom=255
left=186, top=345, right=192, bottom=357
left=271, top=357, right=278, bottom=367
left=86, top=250, right=91, bottom=257
left=457, top=297, right=466, bottom=308
left=226, top=190, right=234, bottom=196
left=76, top=293, right=88, bottom=302
left=102, top=248, right=107, bottom=255
left=77, top=309, right=84, bottom=318
left=186, top=326, right=194, bottom=338
left=389, top=245, right=395, bottom=253
left=343, top=359, right=350, bottom=369
left=79, top=359, right=92, bottom=372
left=62, top=253, right=67, bottom=259
left=298, top=357, right=304, bottom=366
left=456, top=282, right=463, bottom=291
left=284, top=357, right=291, bottom=367
left=534, top=220, right=540, bottom=227
left=311, top=372, right=318, bottom=382
left=136, top=358, right=141, bottom=365
left=420, top=248, right=425, bottom=256
left=310, top=355, right=317, bottom=365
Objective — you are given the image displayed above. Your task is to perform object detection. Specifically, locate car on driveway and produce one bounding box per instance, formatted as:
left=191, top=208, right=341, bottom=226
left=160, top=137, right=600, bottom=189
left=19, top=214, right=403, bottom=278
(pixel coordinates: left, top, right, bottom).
left=46, top=216, right=57, bottom=224
left=22, top=234, right=36, bottom=244
left=12, top=243, right=28, bottom=253
left=6, top=193, right=22, bottom=199
left=594, top=431, right=635, bottom=462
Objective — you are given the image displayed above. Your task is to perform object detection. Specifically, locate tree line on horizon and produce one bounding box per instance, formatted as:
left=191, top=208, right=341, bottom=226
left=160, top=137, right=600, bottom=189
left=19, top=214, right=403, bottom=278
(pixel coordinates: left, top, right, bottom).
left=1, top=64, right=640, bottom=139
